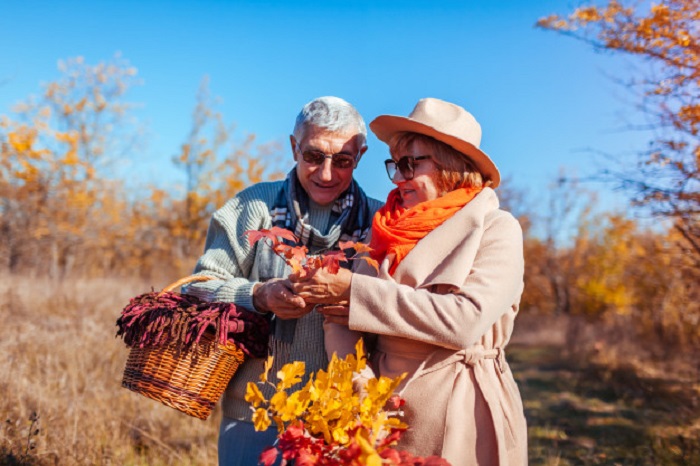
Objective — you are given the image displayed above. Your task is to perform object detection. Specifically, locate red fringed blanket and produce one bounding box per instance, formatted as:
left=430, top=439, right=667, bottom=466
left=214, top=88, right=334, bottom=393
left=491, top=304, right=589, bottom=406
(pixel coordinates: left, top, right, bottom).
left=116, top=291, right=269, bottom=358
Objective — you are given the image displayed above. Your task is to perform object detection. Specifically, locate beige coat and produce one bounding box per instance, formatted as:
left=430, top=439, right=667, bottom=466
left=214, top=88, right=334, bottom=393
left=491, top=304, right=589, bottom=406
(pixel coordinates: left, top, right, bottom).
left=325, top=188, right=527, bottom=466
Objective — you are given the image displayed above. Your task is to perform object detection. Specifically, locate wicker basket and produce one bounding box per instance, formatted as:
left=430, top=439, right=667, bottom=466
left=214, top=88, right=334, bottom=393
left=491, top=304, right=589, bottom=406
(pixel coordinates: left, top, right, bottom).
left=121, top=275, right=245, bottom=420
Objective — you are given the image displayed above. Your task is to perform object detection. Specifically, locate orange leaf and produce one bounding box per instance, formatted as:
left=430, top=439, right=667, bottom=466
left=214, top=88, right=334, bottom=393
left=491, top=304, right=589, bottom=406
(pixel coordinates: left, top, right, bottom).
left=273, top=243, right=292, bottom=256
left=353, top=242, right=374, bottom=254
left=358, top=256, right=379, bottom=272
left=338, top=240, right=356, bottom=250
left=288, top=258, right=304, bottom=275
left=339, top=240, right=374, bottom=255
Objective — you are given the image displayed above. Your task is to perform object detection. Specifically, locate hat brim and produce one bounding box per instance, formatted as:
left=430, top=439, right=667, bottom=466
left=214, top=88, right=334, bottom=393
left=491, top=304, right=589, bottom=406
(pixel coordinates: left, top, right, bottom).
left=370, top=115, right=501, bottom=188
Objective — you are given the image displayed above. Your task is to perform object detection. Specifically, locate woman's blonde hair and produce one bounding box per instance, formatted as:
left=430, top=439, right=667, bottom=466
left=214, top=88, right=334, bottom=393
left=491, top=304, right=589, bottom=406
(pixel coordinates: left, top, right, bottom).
left=389, top=132, right=488, bottom=194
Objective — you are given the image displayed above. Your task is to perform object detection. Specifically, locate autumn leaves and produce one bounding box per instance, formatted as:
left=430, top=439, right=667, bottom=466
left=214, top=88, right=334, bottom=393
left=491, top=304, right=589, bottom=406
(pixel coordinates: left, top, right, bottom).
left=244, top=339, right=449, bottom=466
left=245, top=226, right=378, bottom=276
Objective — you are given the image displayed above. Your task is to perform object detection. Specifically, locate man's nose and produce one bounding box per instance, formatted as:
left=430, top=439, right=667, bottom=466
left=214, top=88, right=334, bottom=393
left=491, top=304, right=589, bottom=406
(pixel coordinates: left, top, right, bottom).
left=392, top=169, right=405, bottom=184
left=318, top=159, right=334, bottom=181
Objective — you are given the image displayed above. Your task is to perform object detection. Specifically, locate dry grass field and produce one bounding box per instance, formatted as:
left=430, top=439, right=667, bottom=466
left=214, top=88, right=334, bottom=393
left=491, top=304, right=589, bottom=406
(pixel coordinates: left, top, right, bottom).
left=2, top=276, right=699, bottom=465
left=0, top=275, right=220, bottom=465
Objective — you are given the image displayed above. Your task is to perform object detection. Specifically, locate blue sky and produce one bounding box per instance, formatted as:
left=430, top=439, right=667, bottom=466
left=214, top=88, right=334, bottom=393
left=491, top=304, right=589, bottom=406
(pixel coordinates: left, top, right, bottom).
left=1, top=0, right=646, bottom=212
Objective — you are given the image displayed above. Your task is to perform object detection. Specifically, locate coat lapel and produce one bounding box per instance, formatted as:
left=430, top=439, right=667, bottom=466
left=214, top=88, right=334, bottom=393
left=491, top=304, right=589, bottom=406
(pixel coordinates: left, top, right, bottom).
left=390, top=188, right=499, bottom=289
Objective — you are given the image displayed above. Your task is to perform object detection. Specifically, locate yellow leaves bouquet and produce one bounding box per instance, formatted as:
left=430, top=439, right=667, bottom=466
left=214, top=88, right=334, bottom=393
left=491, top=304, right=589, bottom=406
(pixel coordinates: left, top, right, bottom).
left=246, top=340, right=450, bottom=466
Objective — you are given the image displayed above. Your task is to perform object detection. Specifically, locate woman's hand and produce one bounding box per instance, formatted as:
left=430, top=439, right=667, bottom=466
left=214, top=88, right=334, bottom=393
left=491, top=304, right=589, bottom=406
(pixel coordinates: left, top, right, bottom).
left=290, top=267, right=352, bottom=304
left=316, top=304, right=350, bottom=326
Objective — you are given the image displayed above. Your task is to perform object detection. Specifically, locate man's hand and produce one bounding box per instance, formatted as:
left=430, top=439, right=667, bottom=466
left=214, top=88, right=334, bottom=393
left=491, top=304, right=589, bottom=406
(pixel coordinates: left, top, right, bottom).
left=253, top=278, right=310, bottom=319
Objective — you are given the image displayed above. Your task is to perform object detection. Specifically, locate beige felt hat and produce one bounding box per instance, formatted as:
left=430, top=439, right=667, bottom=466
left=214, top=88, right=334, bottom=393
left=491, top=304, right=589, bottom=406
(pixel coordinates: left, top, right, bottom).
left=369, top=98, right=501, bottom=188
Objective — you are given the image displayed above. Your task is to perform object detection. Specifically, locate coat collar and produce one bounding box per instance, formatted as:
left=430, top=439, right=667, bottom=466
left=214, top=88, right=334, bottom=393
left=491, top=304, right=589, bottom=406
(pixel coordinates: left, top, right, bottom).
left=389, top=187, right=500, bottom=289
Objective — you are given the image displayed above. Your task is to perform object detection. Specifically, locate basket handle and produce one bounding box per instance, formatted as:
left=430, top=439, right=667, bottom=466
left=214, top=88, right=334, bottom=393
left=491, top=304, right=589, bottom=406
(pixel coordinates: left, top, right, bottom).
left=160, top=275, right=217, bottom=294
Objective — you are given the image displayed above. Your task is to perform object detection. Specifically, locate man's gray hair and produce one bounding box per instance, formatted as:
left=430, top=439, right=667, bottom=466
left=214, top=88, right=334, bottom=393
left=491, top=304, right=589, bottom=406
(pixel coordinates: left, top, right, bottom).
left=292, top=96, right=367, bottom=146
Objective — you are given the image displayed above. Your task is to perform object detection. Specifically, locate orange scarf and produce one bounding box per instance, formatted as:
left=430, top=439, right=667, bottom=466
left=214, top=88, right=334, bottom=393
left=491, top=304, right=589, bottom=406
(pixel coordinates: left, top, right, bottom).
left=369, top=187, right=481, bottom=275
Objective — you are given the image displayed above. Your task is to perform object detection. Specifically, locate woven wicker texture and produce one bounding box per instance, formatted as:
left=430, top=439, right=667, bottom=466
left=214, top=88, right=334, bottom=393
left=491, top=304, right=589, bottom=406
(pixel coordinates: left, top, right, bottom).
left=120, top=276, right=246, bottom=420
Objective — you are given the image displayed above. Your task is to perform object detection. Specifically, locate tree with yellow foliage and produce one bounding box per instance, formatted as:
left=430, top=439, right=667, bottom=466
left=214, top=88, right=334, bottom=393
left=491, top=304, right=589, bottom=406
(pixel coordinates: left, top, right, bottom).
left=0, top=57, right=282, bottom=279
left=0, top=55, right=140, bottom=277
left=164, top=77, right=285, bottom=271
left=538, top=0, right=700, bottom=266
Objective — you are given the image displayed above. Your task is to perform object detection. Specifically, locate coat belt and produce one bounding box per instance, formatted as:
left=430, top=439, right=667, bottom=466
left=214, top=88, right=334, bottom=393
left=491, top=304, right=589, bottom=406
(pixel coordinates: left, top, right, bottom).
left=401, top=345, right=510, bottom=466
left=401, top=345, right=506, bottom=381
left=460, top=346, right=505, bottom=373
left=449, top=345, right=510, bottom=466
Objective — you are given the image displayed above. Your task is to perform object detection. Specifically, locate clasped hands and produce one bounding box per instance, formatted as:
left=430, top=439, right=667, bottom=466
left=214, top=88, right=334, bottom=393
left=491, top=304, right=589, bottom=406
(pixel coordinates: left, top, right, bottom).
left=252, top=268, right=352, bottom=325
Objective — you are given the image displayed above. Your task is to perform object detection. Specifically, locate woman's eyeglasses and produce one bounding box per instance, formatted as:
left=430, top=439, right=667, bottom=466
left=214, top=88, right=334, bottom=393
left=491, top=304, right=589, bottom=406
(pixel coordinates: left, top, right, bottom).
left=384, top=155, right=432, bottom=181
left=298, top=148, right=358, bottom=169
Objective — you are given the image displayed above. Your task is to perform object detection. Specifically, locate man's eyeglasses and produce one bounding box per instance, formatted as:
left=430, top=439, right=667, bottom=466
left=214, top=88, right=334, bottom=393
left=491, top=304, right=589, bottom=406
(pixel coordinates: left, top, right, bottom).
left=298, top=148, right=358, bottom=169
left=384, top=155, right=432, bottom=181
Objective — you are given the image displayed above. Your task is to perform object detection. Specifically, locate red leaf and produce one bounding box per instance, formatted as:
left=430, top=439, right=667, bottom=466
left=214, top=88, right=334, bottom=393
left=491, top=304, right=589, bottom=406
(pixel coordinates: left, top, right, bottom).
left=269, top=226, right=298, bottom=243
left=377, top=426, right=406, bottom=449
left=245, top=229, right=278, bottom=247
left=321, top=250, right=347, bottom=274
left=296, top=450, right=320, bottom=466
left=398, top=450, right=423, bottom=464
left=274, top=243, right=293, bottom=256
left=338, top=440, right=363, bottom=462
left=379, top=447, right=401, bottom=463
left=286, top=245, right=308, bottom=261
left=245, top=227, right=298, bottom=248
left=258, top=446, right=279, bottom=466
left=304, top=256, right=323, bottom=272
left=423, top=456, right=453, bottom=465
left=386, top=394, right=405, bottom=410
left=279, top=421, right=315, bottom=460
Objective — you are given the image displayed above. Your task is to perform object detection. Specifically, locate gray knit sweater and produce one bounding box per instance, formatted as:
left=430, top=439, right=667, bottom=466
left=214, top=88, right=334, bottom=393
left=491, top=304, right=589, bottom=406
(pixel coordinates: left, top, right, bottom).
left=184, top=180, right=382, bottom=421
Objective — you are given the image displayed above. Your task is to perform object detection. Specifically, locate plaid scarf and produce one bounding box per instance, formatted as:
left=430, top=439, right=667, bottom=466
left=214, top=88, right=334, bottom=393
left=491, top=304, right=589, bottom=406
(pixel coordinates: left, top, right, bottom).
left=270, top=168, right=372, bottom=252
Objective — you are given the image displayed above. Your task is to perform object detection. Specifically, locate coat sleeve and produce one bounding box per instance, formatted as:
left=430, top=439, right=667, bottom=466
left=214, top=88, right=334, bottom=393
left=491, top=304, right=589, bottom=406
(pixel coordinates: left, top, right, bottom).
left=348, top=213, right=524, bottom=350
left=182, top=191, right=270, bottom=312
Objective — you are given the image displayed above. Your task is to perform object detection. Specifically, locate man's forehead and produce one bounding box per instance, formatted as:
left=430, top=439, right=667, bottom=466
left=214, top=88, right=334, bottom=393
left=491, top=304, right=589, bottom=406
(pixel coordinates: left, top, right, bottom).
left=301, top=126, right=362, bottom=145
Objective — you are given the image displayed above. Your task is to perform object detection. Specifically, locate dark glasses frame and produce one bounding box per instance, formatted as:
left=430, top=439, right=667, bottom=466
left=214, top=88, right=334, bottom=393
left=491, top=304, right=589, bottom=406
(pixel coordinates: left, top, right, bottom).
left=296, top=146, right=359, bottom=169
left=384, top=155, right=432, bottom=181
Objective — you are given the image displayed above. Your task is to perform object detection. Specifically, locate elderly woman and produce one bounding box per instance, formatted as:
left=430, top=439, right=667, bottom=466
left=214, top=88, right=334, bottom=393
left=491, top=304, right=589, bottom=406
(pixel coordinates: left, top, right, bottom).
left=291, top=98, right=527, bottom=465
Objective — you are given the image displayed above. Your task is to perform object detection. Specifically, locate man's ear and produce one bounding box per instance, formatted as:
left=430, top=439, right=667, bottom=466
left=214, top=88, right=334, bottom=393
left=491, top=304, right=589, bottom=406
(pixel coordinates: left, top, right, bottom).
left=290, top=135, right=299, bottom=162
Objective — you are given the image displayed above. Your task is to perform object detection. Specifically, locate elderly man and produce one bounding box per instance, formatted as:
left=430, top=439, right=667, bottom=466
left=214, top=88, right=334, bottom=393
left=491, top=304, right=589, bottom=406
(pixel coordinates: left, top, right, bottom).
left=185, top=96, right=382, bottom=465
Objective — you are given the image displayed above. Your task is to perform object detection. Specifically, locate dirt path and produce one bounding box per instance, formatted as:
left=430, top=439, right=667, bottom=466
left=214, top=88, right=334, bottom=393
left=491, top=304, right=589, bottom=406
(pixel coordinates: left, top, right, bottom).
left=508, top=344, right=700, bottom=465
